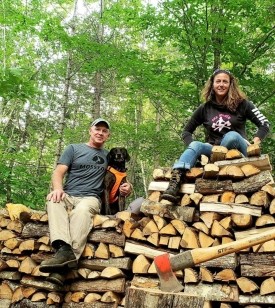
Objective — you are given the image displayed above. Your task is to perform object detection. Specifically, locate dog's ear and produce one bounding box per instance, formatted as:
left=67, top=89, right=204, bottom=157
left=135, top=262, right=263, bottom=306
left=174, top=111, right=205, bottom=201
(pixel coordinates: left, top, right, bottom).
left=123, top=148, right=131, bottom=162
left=107, top=148, right=115, bottom=162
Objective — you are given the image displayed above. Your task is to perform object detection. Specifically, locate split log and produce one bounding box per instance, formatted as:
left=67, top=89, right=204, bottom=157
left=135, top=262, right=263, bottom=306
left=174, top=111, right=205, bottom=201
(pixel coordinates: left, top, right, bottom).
left=203, top=163, right=220, bottom=178
left=260, top=277, right=275, bottom=295
left=236, top=277, right=259, bottom=293
left=180, top=194, right=192, bottom=206
left=211, top=220, right=232, bottom=238
left=131, top=275, right=159, bottom=289
left=101, top=291, right=121, bottom=304
left=123, top=220, right=139, bottom=238
left=109, top=244, right=124, bottom=258
left=214, top=269, right=236, bottom=282
left=125, top=287, right=204, bottom=308
left=255, top=214, right=275, bottom=227
left=190, top=192, right=203, bottom=205
left=184, top=282, right=239, bottom=302
left=240, top=164, right=260, bottom=177
left=83, top=292, right=101, bottom=303
left=200, top=202, right=262, bottom=217
left=147, top=233, right=159, bottom=247
left=247, top=144, right=261, bottom=157
left=200, top=212, right=222, bottom=228
left=20, top=275, right=63, bottom=292
left=235, top=194, right=249, bottom=204
left=219, top=165, right=244, bottom=179
left=100, top=267, right=125, bottom=279
left=168, top=236, right=181, bottom=250
left=198, top=231, right=215, bottom=248
left=153, top=215, right=167, bottom=230
left=170, top=219, right=187, bottom=235
left=140, top=199, right=195, bottom=223
left=261, top=184, right=275, bottom=197
left=225, top=149, right=243, bottom=160
left=180, top=227, right=200, bottom=248
left=250, top=191, right=270, bottom=208
left=70, top=278, right=125, bottom=293
left=132, top=255, right=150, bottom=274
left=142, top=220, right=159, bottom=235
left=214, top=154, right=272, bottom=171
left=270, top=199, right=275, bottom=215
left=94, top=243, right=110, bottom=259
left=130, top=228, right=147, bottom=241
left=186, top=167, right=204, bottom=180
left=184, top=268, right=199, bottom=283
left=210, top=146, right=228, bottom=162
left=148, top=181, right=195, bottom=194
left=200, top=267, right=214, bottom=283
left=79, top=257, right=132, bottom=271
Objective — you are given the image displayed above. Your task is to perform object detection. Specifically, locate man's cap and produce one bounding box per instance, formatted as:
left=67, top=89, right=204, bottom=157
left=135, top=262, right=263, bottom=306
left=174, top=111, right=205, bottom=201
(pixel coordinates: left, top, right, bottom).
left=91, top=118, right=110, bottom=129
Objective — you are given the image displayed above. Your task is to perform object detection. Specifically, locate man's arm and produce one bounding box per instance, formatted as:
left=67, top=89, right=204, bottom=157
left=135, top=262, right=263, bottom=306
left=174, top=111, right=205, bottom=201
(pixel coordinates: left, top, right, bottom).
left=47, top=164, right=69, bottom=202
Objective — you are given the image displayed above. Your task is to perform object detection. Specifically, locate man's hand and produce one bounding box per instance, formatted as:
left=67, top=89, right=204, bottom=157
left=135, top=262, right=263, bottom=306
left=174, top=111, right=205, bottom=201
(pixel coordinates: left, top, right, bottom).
left=119, top=182, right=132, bottom=197
left=47, top=189, right=66, bottom=203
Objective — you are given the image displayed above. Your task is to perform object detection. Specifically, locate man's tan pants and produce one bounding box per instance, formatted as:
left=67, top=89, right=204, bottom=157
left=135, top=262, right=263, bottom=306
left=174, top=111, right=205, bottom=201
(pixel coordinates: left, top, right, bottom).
left=47, top=194, right=101, bottom=260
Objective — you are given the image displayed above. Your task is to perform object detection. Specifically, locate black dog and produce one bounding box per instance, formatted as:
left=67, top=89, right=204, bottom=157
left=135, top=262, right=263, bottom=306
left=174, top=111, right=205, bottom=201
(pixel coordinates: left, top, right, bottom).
left=102, top=147, right=131, bottom=216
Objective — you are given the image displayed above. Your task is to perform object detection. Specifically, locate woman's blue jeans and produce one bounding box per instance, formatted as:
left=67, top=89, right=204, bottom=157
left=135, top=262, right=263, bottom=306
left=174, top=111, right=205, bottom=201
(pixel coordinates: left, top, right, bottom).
left=173, top=131, right=248, bottom=170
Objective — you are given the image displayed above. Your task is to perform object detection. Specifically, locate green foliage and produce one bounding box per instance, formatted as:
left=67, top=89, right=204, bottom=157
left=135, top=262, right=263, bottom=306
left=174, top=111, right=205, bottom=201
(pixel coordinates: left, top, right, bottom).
left=0, top=0, right=274, bottom=207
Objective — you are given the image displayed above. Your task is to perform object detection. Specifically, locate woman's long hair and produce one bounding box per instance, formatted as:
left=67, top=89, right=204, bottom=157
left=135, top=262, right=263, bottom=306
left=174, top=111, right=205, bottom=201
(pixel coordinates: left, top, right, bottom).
left=201, top=69, right=247, bottom=112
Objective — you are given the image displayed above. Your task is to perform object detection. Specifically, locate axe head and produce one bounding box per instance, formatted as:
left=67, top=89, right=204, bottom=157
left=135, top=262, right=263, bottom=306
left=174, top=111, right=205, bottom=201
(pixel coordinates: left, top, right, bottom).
left=154, top=253, right=183, bottom=293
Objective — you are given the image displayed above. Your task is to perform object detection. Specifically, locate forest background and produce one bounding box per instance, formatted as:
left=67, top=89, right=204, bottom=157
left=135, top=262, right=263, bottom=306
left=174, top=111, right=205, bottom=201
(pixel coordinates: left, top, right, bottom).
left=0, top=0, right=274, bottom=209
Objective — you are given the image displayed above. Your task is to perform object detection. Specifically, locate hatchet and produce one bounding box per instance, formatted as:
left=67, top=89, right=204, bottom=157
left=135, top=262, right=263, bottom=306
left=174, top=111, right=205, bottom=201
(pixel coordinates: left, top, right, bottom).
left=154, top=228, right=275, bottom=293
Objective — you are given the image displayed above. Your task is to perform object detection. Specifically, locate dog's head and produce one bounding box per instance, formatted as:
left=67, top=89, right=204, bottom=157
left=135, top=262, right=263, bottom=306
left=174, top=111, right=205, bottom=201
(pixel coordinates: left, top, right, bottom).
left=107, top=147, right=130, bottom=165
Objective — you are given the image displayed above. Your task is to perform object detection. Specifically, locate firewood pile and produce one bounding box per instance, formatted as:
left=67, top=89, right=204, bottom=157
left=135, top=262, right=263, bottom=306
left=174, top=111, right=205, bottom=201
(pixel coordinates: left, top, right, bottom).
left=0, top=144, right=274, bottom=308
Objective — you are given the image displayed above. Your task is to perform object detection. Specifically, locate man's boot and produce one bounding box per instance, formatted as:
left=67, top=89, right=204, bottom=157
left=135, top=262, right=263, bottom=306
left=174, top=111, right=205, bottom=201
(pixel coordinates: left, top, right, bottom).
left=39, top=244, right=77, bottom=273
left=161, top=168, right=185, bottom=203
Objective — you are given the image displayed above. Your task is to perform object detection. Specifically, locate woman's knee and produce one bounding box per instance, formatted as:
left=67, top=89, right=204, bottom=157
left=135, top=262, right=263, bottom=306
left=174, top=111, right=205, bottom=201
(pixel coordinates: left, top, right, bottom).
left=188, top=141, right=204, bottom=152
left=222, top=131, right=241, bottom=142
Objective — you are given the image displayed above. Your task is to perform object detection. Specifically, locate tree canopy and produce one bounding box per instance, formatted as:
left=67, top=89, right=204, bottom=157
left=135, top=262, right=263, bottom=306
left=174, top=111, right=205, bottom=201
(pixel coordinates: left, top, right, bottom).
left=0, top=0, right=274, bottom=208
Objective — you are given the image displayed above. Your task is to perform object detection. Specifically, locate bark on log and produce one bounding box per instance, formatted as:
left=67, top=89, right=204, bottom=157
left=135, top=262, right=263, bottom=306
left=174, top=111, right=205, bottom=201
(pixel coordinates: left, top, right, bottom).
left=239, top=253, right=275, bottom=277
left=184, top=282, right=239, bottom=302
left=88, top=230, right=125, bottom=247
left=125, top=287, right=204, bottom=308
left=232, top=171, right=274, bottom=194
left=195, top=179, right=233, bottom=194
left=200, top=202, right=262, bottom=217
left=79, top=257, right=132, bottom=271
left=239, top=294, right=275, bottom=305
left=70, top=278, right=125, bottom=293
left=140, top=199, right=195, bottom=223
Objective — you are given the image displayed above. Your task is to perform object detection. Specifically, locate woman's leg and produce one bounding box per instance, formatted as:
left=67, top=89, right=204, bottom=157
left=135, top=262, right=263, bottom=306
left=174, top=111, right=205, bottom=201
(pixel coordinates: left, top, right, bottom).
left=173, top=141, right=213, bottom=170
left=162, top=141, right=212, bottom=203
left=220, top=131, right=248, bottom=156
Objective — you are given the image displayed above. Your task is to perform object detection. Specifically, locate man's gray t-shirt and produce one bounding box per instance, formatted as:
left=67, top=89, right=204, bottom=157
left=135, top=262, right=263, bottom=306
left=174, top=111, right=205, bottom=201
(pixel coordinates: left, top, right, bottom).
left=58, top=143, right=109, bottom=197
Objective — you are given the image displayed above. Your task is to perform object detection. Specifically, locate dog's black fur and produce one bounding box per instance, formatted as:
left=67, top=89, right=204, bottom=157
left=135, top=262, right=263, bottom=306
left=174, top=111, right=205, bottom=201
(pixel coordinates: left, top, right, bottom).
left=102, top=147, right=130, bottom=216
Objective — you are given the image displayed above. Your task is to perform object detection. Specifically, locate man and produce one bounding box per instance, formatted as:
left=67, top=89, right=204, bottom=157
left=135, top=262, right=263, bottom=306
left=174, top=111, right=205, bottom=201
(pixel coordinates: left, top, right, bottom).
left=39, top=118, right=132, bottom=283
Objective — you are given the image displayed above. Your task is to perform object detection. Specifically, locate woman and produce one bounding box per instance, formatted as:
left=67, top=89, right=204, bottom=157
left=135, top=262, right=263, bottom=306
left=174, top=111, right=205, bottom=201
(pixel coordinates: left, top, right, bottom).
left=162, top=69, right=270, bottom=203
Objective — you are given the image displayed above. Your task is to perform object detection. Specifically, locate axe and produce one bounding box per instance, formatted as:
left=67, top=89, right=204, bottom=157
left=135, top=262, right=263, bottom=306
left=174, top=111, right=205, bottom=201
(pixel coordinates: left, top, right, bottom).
left=154, top=228, right=275, bottom=293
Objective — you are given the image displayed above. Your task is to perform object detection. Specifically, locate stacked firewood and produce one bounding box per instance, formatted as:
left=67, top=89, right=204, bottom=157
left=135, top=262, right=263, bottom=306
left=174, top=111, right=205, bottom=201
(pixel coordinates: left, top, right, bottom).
left=0, top=144, right=274, bottom=308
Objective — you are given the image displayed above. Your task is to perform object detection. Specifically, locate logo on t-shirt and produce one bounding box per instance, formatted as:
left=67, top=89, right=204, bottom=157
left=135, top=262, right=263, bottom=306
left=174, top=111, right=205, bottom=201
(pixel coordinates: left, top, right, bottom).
left=212, top=114, right=231, bottom=132
left=92, top=155, right=105, bottom=165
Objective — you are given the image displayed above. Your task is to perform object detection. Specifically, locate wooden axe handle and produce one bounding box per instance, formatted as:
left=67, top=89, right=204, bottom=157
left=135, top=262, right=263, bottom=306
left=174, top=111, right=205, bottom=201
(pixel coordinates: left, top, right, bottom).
left=170, top=228, right=275, bottom=271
